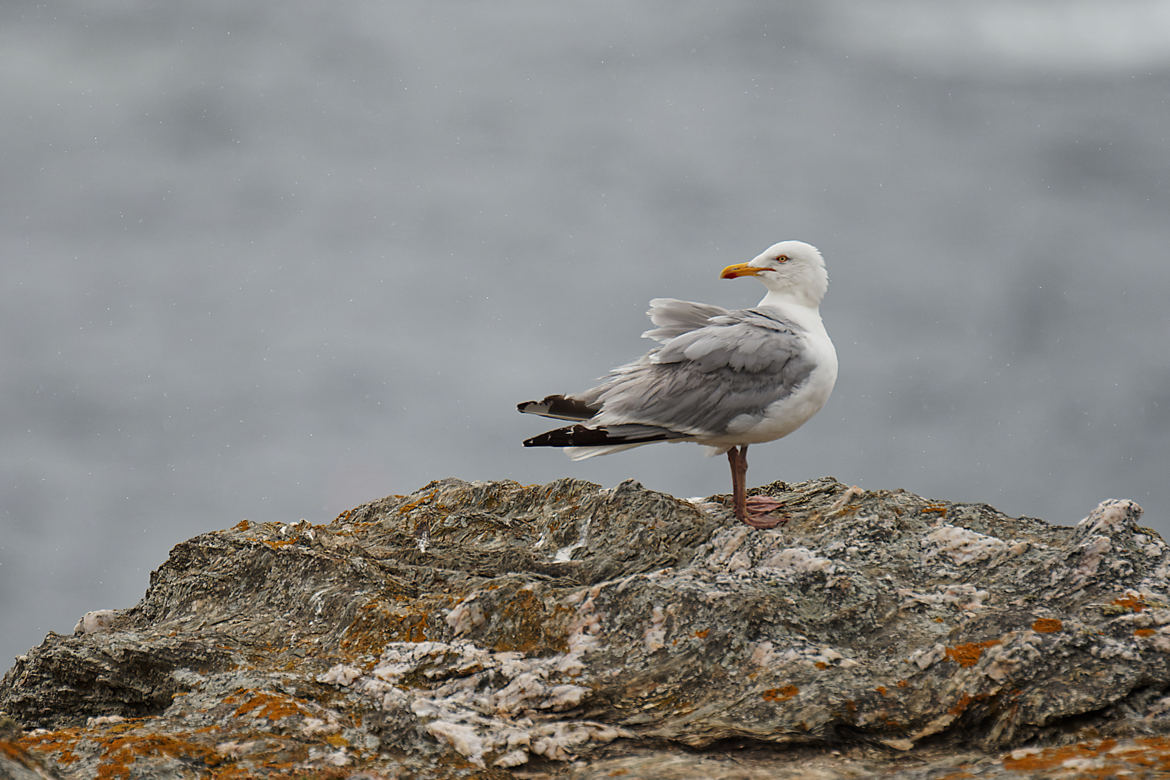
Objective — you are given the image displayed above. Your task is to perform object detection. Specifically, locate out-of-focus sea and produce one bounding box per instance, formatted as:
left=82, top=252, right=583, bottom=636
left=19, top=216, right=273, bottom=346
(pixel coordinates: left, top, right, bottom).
left=3, top=1, right=1169, bottom=666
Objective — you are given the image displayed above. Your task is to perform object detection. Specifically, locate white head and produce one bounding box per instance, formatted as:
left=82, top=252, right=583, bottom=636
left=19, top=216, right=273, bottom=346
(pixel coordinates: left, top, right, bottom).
left=720, top=240, right=828, bottom=307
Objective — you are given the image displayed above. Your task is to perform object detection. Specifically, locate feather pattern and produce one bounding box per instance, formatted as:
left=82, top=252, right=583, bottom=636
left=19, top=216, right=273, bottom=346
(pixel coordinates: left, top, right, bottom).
left=520, top=304, right=815, bottom=440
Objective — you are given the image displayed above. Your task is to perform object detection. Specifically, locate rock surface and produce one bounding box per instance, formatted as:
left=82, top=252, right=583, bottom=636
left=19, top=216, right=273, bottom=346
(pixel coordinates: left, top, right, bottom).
left=3, top=476, right=1170, bottom=778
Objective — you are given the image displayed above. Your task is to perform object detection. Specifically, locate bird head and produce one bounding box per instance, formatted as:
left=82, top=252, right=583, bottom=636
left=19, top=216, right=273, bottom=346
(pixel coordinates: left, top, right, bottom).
left=720, top=240, right=828, bottom=306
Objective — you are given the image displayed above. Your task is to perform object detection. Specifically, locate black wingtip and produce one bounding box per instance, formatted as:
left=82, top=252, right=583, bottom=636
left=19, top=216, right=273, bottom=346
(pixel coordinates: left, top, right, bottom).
left=523, top=425, right=584, bottom=447
left=517, top=394, right=601, bottom=421
left=522, top=423, right=684, bottom=448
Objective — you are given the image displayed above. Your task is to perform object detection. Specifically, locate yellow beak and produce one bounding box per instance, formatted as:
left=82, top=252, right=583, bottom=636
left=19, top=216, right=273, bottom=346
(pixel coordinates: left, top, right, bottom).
left=720, top=263, right=765, bottom=279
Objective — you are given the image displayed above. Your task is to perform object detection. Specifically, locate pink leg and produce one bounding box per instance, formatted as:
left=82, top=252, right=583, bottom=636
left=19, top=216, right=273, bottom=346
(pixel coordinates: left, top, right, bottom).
left=727, top=447, right=747, bottom=521
left=729, top=445, right=788, bottom=529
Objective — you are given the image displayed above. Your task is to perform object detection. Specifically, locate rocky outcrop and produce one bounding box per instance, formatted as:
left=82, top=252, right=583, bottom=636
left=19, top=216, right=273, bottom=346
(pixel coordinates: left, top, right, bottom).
left=3, top=476, right=1170, bottom=778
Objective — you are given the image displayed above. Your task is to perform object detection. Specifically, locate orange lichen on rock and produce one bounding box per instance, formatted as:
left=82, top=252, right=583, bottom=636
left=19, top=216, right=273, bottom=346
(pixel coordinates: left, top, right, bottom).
left=761, top=685, right=799, bottom=702
left=397, top=489, right=438, bottom=515
left=1031, top=618, right=1063, bottom=633
left=945, top=640, right=1000, bottom=668
left=692, top=629, right=709, bottom=639
left=1112, top=594, right=1148, bottom=612
left=948, top=693, right=973, bottom=716
left=1004, top=739, right=1116, bottom=772
left=490, top=588, right=572, bottom=654
left=95, top=732, right=222, bottom=779
left=18, top=728, right=82, bottom=766
left=258, top=537, right=299, bottom=549
left=1000, top=736, right=1170, bottom=774
left=1135, top=628, right=1156, bottom=637
left=231, top=690, right=312, bottom=722
left=339, top=598, right=434, bottom=657
left=922, top=504, right=948, bottom=517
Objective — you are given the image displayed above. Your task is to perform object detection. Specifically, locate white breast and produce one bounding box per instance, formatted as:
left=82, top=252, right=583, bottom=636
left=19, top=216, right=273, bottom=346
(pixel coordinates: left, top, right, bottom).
left=704, top=312, right=838, bottom=448
left=747, top=329, right=837, bottom=443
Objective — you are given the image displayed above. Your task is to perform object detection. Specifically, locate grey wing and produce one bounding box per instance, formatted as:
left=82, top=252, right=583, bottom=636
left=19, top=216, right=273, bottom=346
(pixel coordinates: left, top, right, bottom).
left=585, top=309, right=816, bottom=436
left=641, top=298, right=729, bottom=343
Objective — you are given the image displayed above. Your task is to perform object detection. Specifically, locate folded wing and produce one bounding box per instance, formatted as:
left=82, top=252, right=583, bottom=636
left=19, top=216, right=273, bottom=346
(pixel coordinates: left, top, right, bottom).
left=519, top=303, right=815, bottom=448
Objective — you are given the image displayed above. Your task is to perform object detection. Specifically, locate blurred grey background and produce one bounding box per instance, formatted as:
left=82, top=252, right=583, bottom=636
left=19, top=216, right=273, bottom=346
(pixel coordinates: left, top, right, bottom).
left=3, top=1, right=1170, bottom=667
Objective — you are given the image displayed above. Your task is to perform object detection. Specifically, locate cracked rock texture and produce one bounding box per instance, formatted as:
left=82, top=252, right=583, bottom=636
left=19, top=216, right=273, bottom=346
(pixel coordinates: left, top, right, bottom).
left=4, top=476, right=1170, bottom=778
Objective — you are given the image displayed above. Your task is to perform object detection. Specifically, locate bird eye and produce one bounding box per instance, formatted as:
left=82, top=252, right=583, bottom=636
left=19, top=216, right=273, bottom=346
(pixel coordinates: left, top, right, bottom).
left=776, top=255, right=789, bottom=263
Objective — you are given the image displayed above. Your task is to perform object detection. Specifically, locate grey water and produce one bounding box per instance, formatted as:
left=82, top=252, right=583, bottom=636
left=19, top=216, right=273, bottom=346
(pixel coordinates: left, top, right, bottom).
left=3, top=1, right=1170, bottom=667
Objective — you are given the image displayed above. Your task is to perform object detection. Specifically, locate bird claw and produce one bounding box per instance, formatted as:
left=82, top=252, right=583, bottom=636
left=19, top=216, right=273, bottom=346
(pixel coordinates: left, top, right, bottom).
left=740, top=496, right=789, bottom=529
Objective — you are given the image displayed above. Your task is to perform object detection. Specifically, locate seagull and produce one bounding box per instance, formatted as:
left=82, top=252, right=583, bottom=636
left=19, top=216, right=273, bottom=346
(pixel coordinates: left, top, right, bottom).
left=518, top=241, right=837, bottom=528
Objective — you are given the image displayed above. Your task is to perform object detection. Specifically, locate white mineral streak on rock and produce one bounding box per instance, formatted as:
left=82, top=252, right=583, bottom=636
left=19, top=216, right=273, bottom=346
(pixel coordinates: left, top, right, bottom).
left=445, top=596, right=485, bottom=635
left=554, top=512, right=590, bottom=562
left=317, top=664, right=362, bottom=687
left=333, top=620, right=626, bottom=768
left=309, top=747, right=351, bottom=767
left=922, top=525, right=1007, bottom=565
left=494, top=749, right=531, bottom=767
left=898, top=584, right=989, bottom=612
left=750, top=640, right=778, bottom=667
left=73, top=609, right=118, bottom=635
left=984, top=633, right=1042, bottom=683
left=908, top=643, right=947, bottom=670
left=377, top=685, right=410, bottom=713
left=426, top=720, right=486, bottom=767
left=564, top=590, right=603, bottom=662
left=216, top=740, right=261, bottom=757
left=1090, top=636, right=1140, bottom=662
left=828, top=484, right=865, bottom=514
left=85, top=714, right=126, bottom=727
left=644, top=605, right=667, bottom=652
left=1007, top=541, right=1030, bottom=556
left=308, top=588, right=332, bottom=616
left=1077, top=498, right=1143, bottom=537
left=1135, top=529, right=1168, bottom=559
left=705, top=526, right=751, bottom=568
left=819, top=647, right=844, bottom=663
left=492, top=672, right=588, bottom=716
left=750, top=638, right=854, bottom=669
left=905, top=710, right=962, bottom=744
left=170, top=668, right=207, bottom=687
left=301, top=716, right=341, bottom=737
left=701, top=526, right=843, bottom=577
left=726, top=547, right=754, bottom=572
left=547, top=684, right=590, bottom=709
left=529, top=722, right=626, bottom=761
left=759, top=546, right=837, bottom=576
left=1057, top=535, right=1112, bottom=587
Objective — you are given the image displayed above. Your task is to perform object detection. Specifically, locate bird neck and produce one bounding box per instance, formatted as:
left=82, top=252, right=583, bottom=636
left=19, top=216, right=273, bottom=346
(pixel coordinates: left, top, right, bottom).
left=757, top=290, right=825, bottom=331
